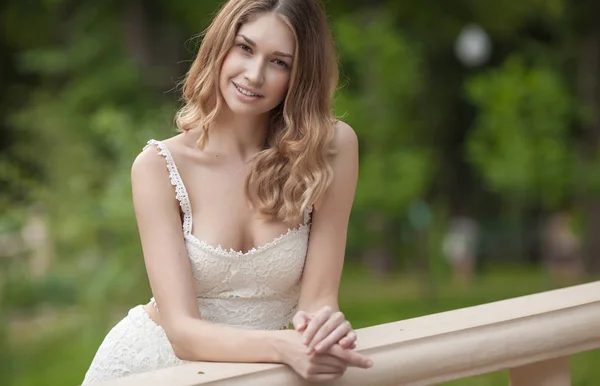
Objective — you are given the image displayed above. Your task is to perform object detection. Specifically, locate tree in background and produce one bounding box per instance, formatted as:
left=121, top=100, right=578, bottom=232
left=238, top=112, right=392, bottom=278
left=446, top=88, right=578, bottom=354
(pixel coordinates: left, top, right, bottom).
left=333, top=11, right=433, bottom=274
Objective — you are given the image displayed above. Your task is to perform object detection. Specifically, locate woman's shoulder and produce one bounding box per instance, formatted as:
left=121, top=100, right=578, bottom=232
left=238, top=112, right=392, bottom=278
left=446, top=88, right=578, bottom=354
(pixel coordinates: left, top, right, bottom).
left=136, top=132, right=200, bottom=163
left=330, top=120, right=358, bottom=155
left=131, top=134, right=190, bottom=181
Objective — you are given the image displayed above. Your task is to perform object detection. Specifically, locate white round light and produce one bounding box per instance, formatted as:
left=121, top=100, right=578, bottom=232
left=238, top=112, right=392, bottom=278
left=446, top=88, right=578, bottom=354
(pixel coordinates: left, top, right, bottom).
left=455, top=24, right=492, bottom=67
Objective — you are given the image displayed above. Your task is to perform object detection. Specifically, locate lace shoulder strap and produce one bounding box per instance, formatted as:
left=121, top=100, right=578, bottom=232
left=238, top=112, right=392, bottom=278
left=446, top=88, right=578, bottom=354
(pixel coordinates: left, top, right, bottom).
left=143, top=139, right=193, bottom=236
left=303, top=205, right=313, bottom=226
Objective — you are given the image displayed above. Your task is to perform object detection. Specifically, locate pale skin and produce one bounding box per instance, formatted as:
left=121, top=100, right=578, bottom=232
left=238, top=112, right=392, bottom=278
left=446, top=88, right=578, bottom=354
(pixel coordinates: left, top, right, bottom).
left=132, top=11, right=371, bottom=382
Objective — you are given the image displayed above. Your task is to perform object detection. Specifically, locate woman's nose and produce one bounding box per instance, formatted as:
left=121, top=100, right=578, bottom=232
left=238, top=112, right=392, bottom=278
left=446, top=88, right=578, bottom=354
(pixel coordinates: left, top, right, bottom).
left=244, top=59, right=265, bottom=86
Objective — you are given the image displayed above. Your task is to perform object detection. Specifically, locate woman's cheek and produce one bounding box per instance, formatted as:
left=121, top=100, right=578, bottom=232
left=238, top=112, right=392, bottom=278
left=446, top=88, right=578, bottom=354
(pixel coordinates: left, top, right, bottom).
left=275, top=74, right=291, bottom=99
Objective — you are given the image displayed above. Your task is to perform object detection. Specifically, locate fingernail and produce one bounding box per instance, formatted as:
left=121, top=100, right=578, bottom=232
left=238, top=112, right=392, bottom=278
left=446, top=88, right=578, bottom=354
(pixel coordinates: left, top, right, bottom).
left=315, top=344, right=323, bottom=352
left=306, top=347, right=313, bottom=354
left=366, top=360, right=373, bottom=367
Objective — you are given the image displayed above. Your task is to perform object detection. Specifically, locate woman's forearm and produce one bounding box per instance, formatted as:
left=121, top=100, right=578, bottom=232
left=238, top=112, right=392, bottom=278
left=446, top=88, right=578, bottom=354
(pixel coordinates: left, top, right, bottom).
left=168, top=317, right=288, bottom=363
left=298, top=298, right=340, bottom=314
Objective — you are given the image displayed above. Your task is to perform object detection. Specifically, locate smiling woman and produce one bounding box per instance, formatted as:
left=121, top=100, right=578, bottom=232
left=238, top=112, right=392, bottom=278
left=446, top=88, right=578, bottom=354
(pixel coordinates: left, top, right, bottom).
left=80, top=0, right=371, bottom=384
left=220, top=14, right=294, bottom=115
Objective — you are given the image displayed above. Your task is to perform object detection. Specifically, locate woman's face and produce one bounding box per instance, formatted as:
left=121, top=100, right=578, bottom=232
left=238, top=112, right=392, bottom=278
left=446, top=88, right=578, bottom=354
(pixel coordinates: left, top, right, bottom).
left=219, top=12, right=295, bottom=117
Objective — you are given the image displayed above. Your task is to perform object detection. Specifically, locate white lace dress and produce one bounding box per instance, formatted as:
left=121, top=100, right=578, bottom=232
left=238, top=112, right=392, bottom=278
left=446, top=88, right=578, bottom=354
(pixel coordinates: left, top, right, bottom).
left=81, top=139, right=311, bottom=384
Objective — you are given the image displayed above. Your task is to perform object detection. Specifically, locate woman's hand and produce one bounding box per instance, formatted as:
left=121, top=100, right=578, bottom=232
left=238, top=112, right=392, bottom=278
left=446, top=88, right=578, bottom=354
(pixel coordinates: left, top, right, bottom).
left=275, top=329, right=371, bottom=383
left=293, top=306, right=357, bottom=354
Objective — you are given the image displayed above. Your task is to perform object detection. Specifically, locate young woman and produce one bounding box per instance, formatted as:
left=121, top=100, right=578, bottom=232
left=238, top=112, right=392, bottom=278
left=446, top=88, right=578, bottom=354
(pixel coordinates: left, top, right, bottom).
left=81, top=0, right=372, bottom=383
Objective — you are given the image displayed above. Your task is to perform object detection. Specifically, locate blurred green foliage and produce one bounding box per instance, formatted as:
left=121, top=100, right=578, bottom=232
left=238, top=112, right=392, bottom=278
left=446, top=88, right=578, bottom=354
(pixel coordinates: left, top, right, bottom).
left=466, top=56, right=574, bottom=209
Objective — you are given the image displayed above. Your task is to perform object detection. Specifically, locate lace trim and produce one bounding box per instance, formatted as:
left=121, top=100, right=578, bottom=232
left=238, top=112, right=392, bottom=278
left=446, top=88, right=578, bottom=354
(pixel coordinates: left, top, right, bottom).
left=143, top=139, right=193, bottom=236
left=304, top=205, right=313, bottom=226
left=185, top=223, right=310, bottom=258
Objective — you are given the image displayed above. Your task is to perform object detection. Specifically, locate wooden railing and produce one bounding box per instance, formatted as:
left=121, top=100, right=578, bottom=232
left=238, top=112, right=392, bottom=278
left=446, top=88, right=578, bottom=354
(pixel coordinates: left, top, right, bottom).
left=104, top=281, right=600, bottom=386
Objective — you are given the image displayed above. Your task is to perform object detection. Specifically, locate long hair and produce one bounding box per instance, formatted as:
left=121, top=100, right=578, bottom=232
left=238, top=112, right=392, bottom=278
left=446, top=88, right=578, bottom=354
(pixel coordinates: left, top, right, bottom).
left=175, top=0, right=338, bottom=225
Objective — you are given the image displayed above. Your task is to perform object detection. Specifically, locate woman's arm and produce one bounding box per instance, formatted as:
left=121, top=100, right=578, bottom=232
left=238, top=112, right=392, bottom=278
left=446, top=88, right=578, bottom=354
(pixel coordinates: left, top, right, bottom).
left=131, top=145, right=369, bottom=371
left=132, top=146, right=283, bottom=363
left=294, top=121, right=360, bottom=351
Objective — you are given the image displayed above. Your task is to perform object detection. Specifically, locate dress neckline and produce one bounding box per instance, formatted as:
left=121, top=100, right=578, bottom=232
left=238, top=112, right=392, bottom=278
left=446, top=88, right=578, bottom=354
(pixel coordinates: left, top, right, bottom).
left=144, top=139, right=313, bottom=259
left=185, top=223, right=310, bottom=258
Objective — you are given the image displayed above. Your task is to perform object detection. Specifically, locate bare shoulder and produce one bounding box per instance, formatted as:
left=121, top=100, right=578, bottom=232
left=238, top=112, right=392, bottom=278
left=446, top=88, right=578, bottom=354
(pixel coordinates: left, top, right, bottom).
left=330, top=120, right=359, bottom=156
left=131, top=141, right=170, bottom=182
left=131, top=134, right=189, bottom=178
left=130, top=140, right=182, bottom=217
left=313, top=120, right=358, bottom=208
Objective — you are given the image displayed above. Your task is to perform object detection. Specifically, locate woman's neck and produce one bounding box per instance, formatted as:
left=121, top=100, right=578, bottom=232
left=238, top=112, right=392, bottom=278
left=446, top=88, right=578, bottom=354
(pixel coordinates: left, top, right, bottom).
left=203, top=109, right=270, bottom=162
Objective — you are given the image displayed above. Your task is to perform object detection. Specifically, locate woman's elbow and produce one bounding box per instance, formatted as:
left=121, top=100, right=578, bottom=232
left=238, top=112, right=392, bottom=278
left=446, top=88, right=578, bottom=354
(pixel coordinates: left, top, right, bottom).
left=163, top=322, right=196, bottom=360
left=172, top=344, right=195, bottom=361
left=170, top=339, right=195, bottom=361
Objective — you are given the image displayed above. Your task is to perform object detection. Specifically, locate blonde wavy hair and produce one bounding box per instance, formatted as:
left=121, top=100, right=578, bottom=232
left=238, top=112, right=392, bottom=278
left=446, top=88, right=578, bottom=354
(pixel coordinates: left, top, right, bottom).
left=175, top=0, right=338, bottom=225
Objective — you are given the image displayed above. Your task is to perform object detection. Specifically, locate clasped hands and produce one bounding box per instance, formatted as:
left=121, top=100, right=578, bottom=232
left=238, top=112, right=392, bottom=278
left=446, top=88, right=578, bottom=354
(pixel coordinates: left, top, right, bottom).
left=284, top=306, right=372, bottom=382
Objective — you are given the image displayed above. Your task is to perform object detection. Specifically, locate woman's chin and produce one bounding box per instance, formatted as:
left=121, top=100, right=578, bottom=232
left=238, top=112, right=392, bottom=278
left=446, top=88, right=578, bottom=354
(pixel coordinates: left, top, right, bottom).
left=224, top=98, right=271, bottom=118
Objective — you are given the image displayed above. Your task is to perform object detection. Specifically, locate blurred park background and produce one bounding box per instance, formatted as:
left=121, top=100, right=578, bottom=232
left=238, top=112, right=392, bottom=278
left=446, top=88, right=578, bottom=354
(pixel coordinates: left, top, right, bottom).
left=1, top=0, right=600, bottom=385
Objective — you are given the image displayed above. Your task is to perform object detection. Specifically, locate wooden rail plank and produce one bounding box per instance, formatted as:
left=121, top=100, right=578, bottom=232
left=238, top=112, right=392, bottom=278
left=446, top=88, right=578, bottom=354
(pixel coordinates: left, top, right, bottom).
left=99, top=281, right=600, bottom=386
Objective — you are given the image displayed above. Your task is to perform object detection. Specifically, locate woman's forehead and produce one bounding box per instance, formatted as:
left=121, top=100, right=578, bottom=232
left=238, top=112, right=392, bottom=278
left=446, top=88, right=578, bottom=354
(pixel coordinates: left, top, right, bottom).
left=237, top=13, right=295, bottom=54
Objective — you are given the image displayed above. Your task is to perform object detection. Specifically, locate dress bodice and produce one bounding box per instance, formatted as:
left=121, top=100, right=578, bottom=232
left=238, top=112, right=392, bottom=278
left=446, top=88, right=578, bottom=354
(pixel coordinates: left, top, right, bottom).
left=144, top=139, right=310, bottom=330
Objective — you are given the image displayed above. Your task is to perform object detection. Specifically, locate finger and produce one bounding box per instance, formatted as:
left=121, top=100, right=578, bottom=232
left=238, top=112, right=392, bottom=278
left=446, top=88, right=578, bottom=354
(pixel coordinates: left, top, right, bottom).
left=339, top=338, right=352, bottom=349
left=292, top=311, right=311, bottom=332
left=346, top=330, right=357, bottom=343
left=328, top=344, right=373, bottom=369
left=308, top=312, right=348, bottom=350
left=339, top=337, right=354, bottom=349
left=302, top=306, right=333, bottom=345
left=311, top=353, right=348, bottom=370
left=314, top=321, right=352, bottom=353
left=339, top=331, right=357, bottom=348
left=307, top=311, right=347, bottom=351
left=350, top=342, right=357, bottom=349
left=311, top=363, right=346, bottom=374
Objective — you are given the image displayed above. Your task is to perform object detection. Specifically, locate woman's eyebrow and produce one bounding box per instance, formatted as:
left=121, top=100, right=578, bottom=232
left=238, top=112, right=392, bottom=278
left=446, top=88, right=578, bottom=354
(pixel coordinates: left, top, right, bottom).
left=237, top=34, right=294, bottom=59
left=274, top=50, right=293, bottom=59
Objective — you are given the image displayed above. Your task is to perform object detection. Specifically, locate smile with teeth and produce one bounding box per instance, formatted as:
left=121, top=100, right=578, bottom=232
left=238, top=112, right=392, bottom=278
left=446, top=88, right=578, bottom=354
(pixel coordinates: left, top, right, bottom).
left=234, top=83, right=261, bottom=97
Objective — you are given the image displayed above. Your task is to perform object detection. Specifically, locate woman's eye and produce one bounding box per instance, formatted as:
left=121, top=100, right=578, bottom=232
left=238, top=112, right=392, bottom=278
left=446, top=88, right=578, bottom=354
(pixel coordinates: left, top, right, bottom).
left=273, top=59, right=289, bottom=68
left=237, top=44, right=252, bottom=53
